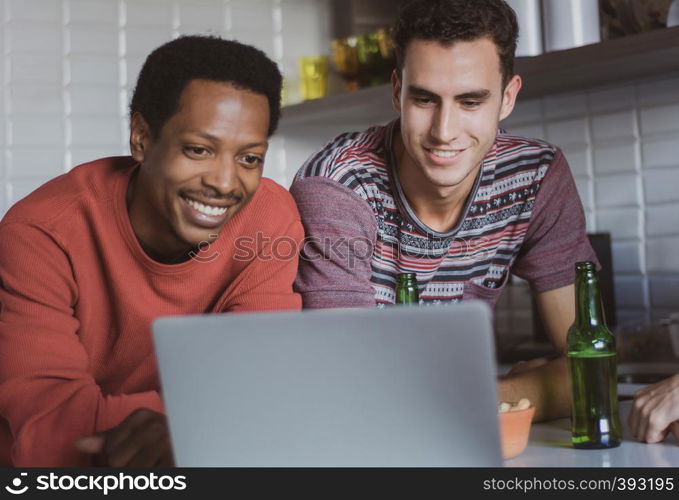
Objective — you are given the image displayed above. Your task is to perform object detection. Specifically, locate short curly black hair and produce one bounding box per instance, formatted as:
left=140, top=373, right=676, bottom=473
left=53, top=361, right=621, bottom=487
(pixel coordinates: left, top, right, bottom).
left=392, top=0, right=518, bottom=88
left=130, top=35, right=282, bottom=138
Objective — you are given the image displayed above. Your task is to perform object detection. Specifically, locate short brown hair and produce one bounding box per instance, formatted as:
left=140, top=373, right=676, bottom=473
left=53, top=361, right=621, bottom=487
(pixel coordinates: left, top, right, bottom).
left=392, top=0, right=518, bottom=88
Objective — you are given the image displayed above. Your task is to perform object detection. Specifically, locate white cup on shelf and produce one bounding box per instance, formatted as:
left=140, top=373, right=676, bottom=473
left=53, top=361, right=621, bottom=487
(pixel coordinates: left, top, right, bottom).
left=668, top=0, right=679, bottom=27
left=506, top=0, right=543, bottom=56
left=542, top=0, right=601, bottom=52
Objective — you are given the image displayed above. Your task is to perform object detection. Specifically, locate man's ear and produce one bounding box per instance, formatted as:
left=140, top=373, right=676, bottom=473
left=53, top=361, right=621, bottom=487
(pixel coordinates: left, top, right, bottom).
left=391, top=69, right=402, bottom=114
left=129, top=112, right=152, bottom=163
left=499, top=74, right=522, bottom=122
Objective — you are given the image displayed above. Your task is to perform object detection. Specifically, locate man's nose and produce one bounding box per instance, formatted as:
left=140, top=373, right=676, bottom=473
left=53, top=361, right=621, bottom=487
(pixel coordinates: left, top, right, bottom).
left=202, top=158, right=238, bottom=196
left=430, top=104, right=460, bottom=144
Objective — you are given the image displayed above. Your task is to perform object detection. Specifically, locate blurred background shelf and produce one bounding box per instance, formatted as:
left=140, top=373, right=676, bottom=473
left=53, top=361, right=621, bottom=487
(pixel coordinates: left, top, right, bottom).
left=519, top=25, right=679, bottom=98
left=280, top=83, right=392, bottom=131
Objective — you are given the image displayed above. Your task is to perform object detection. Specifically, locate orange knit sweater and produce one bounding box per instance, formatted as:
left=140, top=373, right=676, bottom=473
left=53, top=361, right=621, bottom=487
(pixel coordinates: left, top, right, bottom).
left=0, top=157, right=303, bottom=466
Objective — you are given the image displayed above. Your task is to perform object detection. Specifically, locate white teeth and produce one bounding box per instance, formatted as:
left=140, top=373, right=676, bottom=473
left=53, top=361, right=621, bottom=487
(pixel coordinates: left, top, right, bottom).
left=184, top=197, right=228, bottom=216
left=430, top=149, right=461, bottom=158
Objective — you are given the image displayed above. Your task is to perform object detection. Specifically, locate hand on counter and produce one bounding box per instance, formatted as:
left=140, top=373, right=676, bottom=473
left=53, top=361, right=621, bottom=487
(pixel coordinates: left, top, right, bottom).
left=507, top=356, right=552, bottom=375
left=628, top=374, right=679, bottom=444
left=75, top=409, right=175, bottom=467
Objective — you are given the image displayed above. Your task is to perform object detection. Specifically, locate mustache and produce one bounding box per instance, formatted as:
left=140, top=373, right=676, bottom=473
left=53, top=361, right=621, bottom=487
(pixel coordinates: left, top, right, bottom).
left=181, top=189, right=243, bottom=203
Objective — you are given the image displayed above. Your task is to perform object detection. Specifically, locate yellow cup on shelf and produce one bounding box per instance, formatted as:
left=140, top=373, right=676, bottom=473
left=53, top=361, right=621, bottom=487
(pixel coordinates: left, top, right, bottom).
left=298, top=56, right=328, bottom=101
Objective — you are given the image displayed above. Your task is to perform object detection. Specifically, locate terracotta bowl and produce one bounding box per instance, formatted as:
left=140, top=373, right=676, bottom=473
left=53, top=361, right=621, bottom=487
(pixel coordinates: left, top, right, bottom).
left=498, top=406, right=535, bottom=459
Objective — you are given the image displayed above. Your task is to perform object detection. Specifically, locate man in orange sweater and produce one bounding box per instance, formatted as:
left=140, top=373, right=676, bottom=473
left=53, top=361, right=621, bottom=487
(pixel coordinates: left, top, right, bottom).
left=0, top=36, right=302, bottom=467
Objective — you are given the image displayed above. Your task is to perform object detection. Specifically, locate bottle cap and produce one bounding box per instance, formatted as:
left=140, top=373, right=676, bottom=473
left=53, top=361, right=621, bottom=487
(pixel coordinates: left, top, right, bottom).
left=575, top=261, right=596, bottom=271
left=397, top=272, right=417, bottom=282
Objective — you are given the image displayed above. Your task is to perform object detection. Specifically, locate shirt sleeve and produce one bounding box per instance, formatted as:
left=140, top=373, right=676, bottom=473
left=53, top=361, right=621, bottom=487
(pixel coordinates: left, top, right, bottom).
left=0, top=222, right=163, bottom=467
left=289, top=176, right=377, bottom=308
left=511, top=149, right=599, bottom=292
left=219, top=217, right=304, bottom=312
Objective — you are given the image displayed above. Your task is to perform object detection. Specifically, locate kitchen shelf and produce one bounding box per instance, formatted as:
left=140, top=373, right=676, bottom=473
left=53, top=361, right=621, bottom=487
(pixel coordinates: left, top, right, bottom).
left=280, top=83, right=393, bottom=130
left=517, top=25, right=679, bottom=98
left=280, top=26, right=679, bottom=129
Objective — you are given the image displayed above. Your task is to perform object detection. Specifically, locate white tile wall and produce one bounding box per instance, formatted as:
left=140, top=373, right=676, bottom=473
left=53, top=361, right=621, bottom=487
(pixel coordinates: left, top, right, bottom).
left=124, top=1, right=175, bottom=28
left=8, top=148, right=65, bottom=178
left=646, top=204, right=679, bottom=237
left=614, top=275, right=648, bottom=309
left=637, top=73, right=679, bottom=106
left=647, top=237, right=679, bottom=273
left=9, top=54, right=62, bottom=84
left=10, top=85, right=63, bottom=115
left=543, top=91, right=588, bottom=119
left=612, top=241, right=643, bottom=274
left=124, top=28, right=174, bottom=57
left=649, top=276, right=679, bottom=309
left=545, top=117, right=589, bottom=147
left=177, top=2, right=226, bottom=34
left=594, top=174, right=640, bottom=209
left=6, top=0, right=62, bottom=23
left=11, top=117, right=64, bottom=147
left=6, top=24, right=63, bottom=54
left=562, top=147, right=590, bottom=177
left=591, top=110, right=637, bottom=142
left=640, top=103, right=679, bottom=136
left=69, top=27, right=120, bottom=56
left=643, top=167, right=679, bottom=204
left=68, top=56, right=120, bottom=85
left=0, top=0, right=331, bottom=219
left=506, top=97, right=542, bottom=123
left=593, top=141, right=638, bottom=175
left=588, top=85, right=635, bottom=114
left=66, top=0, right=119, bottom=25
left=68, top=85, right=120, bottom=116
left=495, top=73, right=679, bottom=327
left=642, top=135, right=679, bottom=168
left=506, top=123, right=546, bottom=141
left=596, top=208, right=642, bottom=241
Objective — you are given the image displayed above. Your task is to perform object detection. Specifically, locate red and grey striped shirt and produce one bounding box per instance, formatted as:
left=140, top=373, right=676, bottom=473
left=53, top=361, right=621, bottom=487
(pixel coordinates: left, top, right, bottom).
left=290, top=119, right=596, bottom=308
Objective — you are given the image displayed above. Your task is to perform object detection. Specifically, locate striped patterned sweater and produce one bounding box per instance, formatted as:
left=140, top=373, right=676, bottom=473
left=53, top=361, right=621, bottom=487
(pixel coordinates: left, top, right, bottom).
left=290, top=119, right=596, bottom=308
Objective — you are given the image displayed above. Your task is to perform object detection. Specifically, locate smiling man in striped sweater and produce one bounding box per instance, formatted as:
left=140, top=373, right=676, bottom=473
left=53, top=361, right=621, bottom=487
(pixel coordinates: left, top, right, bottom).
left=0, top=36, right=302, bottom=466
left=291, top=0, right=597, bottom=422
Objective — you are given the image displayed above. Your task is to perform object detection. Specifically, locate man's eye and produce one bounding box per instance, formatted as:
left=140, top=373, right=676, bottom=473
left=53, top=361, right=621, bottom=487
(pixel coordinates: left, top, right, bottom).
left=414, top=97, right=434, bottom=105
left=184, top=146, right=210, bottom=157
left=240, top=154, right=263, bottom=167
left=462, top=101, right=482, bottom=108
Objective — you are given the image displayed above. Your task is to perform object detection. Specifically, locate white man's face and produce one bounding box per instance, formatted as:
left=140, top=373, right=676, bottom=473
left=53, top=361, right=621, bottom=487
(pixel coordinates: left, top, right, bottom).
left=392, top=37, right=521, bottom=191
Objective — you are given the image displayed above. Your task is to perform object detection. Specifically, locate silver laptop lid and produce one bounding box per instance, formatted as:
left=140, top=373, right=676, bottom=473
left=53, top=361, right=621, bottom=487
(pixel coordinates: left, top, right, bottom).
left=153, top=302, right=502, bottom=466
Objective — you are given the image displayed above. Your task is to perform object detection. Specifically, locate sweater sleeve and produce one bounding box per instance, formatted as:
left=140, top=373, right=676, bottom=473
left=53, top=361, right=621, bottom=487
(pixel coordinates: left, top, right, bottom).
left=289, top=176, right=377, bottom=308
left=511, top=149, right=599, bottom=292
left=0, top=222, right=163, bottom=467
left=219, top=217, right=304, bottom=313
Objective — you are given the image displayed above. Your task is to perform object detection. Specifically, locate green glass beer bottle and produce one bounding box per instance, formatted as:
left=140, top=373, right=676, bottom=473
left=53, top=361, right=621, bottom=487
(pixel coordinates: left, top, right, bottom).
left=395, top=273, right=419, bottom=305
left=567, top=261, right=622, bottom=449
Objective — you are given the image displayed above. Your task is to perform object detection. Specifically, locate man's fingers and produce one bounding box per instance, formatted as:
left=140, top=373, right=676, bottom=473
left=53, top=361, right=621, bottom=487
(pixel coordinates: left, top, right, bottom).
left=154, top=451, right=175, bottom=468
left=128, top=433, right=172, bottom=468
left=670, top=421, right=679, bottom=443
left=107, top=416, right=168, bottom=467
left=75, top=434, right=106, bottom=454
left=104, top=409, right=156, bottom=459
left=645, top=427, right=670, bottom=444
left=628, top=396, right=643, bottom=441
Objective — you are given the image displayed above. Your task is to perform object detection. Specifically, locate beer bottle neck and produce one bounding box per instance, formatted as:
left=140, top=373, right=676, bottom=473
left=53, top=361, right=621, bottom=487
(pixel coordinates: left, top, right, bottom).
left=575, top=271, right=606, bottom=328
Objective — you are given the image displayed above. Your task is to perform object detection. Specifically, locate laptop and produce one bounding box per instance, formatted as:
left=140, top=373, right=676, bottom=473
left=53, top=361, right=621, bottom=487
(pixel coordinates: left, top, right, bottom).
left=153, top=301, right=502, bottom=466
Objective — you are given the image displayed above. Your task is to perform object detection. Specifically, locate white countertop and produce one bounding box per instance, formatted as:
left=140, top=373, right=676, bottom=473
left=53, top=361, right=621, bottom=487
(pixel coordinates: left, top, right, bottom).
left=507, top=399, right=679, bottom=467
